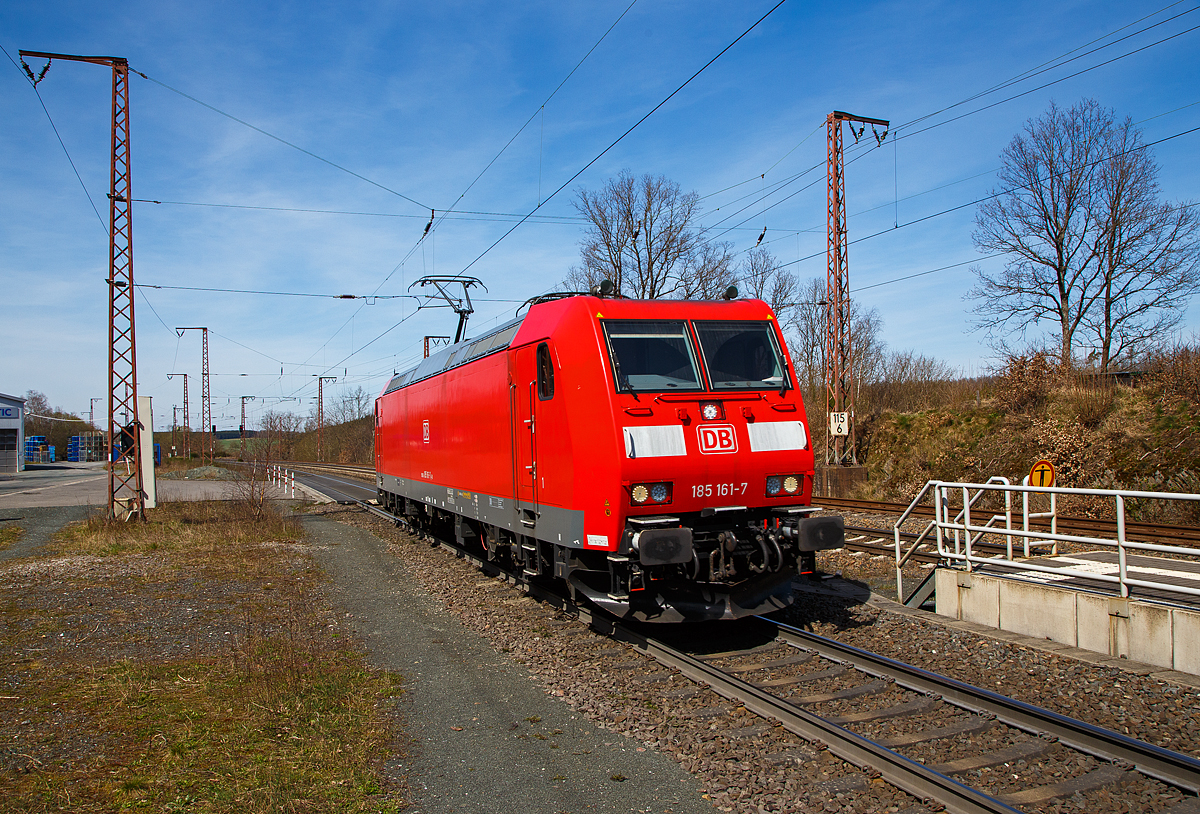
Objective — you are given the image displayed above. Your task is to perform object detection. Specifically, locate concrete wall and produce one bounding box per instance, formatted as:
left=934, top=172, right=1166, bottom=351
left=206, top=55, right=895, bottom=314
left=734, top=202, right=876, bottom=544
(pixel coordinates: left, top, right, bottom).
left=935, top=569, right=1200, bottom=676
left=813, top=466, right=868, bottom=497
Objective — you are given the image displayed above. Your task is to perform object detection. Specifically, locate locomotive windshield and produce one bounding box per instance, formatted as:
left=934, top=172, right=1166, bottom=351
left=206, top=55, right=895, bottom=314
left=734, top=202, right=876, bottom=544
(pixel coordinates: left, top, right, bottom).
left=694, top=321, right=789, bottom=389
left=602, top=321, right=702, bottom=392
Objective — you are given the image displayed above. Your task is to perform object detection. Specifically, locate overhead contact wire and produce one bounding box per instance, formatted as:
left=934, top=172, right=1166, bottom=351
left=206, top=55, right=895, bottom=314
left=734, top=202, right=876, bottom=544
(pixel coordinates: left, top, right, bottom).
left=775, top=125, right=1200, bottom=272
left=130, top=69, right=429, bottom=210
left=454, top=0, right=792, bottom=279
left=3, top=44, right=106, bottom=231
left=429, top=0, right=641, bottom=236
left=700, top=4, right=1198, bottom=219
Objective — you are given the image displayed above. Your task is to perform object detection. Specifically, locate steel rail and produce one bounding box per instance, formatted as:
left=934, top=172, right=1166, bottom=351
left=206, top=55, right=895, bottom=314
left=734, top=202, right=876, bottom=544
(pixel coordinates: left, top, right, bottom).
left=610, top=625, right=1022, bottom=814
left=771, top=622, right=1200, bottom=794
left=323, top=483, right=1017, bottom=814
left=302, top=471, right=1200, bottom=810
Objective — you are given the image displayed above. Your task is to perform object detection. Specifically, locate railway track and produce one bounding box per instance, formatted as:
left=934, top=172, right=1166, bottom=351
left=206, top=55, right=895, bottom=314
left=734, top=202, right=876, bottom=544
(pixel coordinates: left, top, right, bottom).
left=296, top=467, right=1200, bottom=814
left=822, top=496, right=1200, bottom=546
left=840, top=522, right=1026, bottom=564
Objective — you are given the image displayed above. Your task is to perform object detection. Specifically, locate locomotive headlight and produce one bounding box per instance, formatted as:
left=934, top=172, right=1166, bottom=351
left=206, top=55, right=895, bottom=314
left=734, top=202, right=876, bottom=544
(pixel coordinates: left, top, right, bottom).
left=700, top=402, right=723, bottom=420
left=766, top=476, right=782, bottom=496
left=630, top=482, right=672, bottom=505
left=783, top=475, right=801, bottom=494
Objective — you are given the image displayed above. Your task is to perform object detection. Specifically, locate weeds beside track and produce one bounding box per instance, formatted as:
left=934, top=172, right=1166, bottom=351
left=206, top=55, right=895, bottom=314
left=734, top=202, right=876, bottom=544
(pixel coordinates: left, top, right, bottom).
left=0, top=500, right=406, bottom=813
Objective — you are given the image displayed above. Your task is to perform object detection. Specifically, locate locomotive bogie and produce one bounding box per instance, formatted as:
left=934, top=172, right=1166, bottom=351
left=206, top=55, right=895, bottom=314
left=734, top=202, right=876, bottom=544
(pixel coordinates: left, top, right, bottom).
left=375, top=294, right=844, bottom=621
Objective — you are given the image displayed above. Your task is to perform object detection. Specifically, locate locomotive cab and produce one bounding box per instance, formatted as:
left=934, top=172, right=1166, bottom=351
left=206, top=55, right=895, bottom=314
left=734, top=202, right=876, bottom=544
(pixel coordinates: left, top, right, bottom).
left=374, top=293, right=843, bottom=623
left=563, top=309, right=843, bottom=621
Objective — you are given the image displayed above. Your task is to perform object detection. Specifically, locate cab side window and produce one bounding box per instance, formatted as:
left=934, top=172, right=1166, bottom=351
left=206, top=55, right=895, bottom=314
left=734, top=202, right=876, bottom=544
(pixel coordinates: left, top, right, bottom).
left=536, top=342, right=554, bottom=400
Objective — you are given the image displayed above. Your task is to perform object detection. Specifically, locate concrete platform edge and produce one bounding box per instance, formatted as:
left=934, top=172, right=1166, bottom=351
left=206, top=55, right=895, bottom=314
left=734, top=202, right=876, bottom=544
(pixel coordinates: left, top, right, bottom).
left=933, top=569, right=1200, bottom=680
left=855, top=585, right=1200, bottom=690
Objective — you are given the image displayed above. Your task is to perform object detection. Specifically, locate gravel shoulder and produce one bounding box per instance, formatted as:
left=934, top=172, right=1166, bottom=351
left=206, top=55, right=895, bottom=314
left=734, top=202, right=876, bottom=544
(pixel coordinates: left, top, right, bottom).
left=303, top=510, right=716, bottom=814
left=0, top=505, right=94, bottom=562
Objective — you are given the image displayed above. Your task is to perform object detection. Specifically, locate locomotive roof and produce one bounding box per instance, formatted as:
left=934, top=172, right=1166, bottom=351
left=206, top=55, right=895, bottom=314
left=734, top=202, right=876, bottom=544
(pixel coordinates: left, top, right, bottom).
left=379, top=294, right=776, bottom=397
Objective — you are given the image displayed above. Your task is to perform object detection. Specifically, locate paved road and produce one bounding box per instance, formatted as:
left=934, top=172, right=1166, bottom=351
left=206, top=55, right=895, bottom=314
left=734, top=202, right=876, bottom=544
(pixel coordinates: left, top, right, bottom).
left=289, top=470, right=376, bottom=503
left=0, top=463, right=108, bottom=508
left=0, top=462, right=294, bottom=509
left=305, top=513, right=715, bottom=814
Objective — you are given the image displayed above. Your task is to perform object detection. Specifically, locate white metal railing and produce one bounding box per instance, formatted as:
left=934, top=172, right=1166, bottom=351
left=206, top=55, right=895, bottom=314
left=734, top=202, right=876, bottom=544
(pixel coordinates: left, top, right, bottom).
left=894, top=476, right=1017, bottom=600
left=895, top=480, right=1200, bottom=603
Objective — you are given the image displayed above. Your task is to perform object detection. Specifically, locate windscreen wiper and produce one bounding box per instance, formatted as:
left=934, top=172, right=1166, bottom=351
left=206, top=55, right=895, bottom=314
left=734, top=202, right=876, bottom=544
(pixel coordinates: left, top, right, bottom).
left=764, top=375, right=789, bottom=397
left=612, top=357, right=639, bottom=400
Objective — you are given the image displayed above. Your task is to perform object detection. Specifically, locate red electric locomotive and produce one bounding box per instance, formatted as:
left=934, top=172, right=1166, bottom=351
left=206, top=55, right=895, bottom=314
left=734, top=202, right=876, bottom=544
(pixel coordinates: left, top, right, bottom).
left=374, top=289, right=844, bottom=621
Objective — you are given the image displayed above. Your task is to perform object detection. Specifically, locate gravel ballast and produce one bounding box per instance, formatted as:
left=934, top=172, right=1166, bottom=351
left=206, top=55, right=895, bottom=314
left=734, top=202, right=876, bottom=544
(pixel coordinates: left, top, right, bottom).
left=316, top=504, right=1200, bottom=814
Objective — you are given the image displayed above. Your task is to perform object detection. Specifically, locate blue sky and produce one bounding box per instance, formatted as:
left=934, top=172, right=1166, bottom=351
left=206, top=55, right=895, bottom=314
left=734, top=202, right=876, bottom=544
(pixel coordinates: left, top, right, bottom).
left=3, top=0, right=1198, bottom=430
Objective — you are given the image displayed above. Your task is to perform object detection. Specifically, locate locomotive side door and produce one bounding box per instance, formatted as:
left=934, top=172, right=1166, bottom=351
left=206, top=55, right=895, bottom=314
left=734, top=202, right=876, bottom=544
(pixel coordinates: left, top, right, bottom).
left=510, top=345, right=539, bottom=518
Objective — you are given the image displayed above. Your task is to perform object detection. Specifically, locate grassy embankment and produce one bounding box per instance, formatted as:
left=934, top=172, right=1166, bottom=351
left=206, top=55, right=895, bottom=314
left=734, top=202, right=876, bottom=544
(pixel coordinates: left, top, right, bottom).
left=853, top=350, right=1200, bottom=523
left=0, top=499, right=405, bottom=812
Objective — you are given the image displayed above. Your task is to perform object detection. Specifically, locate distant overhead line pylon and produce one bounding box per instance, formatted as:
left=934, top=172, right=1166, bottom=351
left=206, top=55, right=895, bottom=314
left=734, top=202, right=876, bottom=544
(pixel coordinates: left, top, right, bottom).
left=176, top=328, right=211, bottom=463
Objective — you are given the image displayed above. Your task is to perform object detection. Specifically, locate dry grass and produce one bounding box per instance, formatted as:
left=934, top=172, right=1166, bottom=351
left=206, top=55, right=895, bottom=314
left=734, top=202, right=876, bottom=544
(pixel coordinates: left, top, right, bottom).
left=853, top=355, right=1200, bottom=524
left=0, top=526, right=22, bottom=551
left=1148, top=342, right=1200, bottom=401
left=53, top=500, right=300, bottom=569
left=1, top=500, right=406, bottom=812
left=154, top=456, right=203, bottom=476
left=1066, top=383, right=1117, bottom=428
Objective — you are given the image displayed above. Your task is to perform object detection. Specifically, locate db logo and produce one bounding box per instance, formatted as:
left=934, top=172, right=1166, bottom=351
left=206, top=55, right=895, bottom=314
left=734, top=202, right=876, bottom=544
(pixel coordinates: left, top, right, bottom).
left=422, top=420, right=430, bottom=443
left=697, top=424, right=737, bottom=454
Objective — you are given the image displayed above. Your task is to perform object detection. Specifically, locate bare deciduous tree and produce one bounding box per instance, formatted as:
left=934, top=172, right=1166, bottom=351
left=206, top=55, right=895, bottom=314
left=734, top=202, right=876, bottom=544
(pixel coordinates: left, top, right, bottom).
left=970, top=99, right=1112, bottom=364
left=23, top=390, right=85, bottom=453
left=784, top=278, right=827, bottom=404
left=781, top=277, right=886, bottom=411
left=331, top=386, right=372, bottom=424
left=1089, top=117, right=1200, bottom=370
left=970, top=99, right=1199, bottom=370
left=677, top=241, right=737, bottom=300
left=257, top=409, right=305, bottom=461
left=863, top=351, right=956, bottom=413
left=737, top=247, right=798, bottom=324
left=565, top=171, right=734, bottom=299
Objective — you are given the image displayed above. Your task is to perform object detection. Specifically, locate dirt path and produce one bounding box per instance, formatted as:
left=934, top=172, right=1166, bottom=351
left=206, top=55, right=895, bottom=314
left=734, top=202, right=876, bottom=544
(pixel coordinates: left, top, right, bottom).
left=303, top=512, right=715, bottom=814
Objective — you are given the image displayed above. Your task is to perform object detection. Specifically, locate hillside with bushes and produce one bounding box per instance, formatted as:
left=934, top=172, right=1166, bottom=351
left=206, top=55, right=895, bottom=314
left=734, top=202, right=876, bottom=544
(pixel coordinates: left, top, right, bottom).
left=850, top=348, right=1200, bottom=523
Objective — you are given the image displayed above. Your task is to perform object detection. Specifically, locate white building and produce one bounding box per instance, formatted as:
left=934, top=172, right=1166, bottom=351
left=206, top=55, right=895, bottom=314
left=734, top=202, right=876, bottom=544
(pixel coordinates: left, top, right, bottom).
left=0, top=393, right=26, bottom=473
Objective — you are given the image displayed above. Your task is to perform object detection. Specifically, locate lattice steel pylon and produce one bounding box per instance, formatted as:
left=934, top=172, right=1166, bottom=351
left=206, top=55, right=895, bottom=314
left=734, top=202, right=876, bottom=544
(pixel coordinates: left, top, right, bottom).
left=176, top=328, right=211, bottom=463
left=825, top=110, right=888, bottom=467
left=21, top=50, right=145, bottom=519
left=239, top=396, right=255, bottom=459
left=168, top=373, right=189, bottom=459
left=314, top=376, right=336, bottom=462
